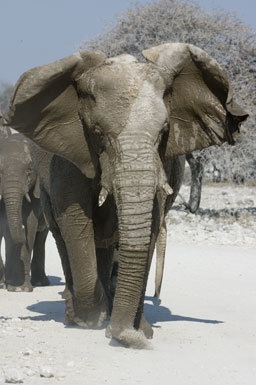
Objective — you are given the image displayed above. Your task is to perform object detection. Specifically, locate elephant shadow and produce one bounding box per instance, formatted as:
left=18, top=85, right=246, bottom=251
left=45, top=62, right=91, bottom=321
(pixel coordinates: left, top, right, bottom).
left=23, top=295, right=223, bottom=326
left=144, top=296, right=223, bottom=327
left=47, top=275, right=65, bottom=286
left=25, top=300, right=65, bottom=323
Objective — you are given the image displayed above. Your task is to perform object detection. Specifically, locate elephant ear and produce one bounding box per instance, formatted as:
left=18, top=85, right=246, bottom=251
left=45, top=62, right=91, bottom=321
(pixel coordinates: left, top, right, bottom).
left=142, top=43, right=248, bottom=157
left=5, top=51, right=106, bottom=178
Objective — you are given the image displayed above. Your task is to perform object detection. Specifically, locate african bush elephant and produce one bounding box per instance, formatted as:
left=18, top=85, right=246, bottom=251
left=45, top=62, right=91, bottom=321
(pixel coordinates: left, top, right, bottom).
left=5, top=42, right=247, bottom=347
left=0, top=132, right=49, bottom=291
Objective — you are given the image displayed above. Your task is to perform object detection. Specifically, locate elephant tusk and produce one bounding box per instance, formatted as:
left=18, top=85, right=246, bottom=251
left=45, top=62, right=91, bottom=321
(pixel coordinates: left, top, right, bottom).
left=0, top=194, right=2, bottom=201
left=162, top=183, right=173, bottom=195
left=25, top=192, right=31, bottom=203
left=98, top=187, right=108, bottom=207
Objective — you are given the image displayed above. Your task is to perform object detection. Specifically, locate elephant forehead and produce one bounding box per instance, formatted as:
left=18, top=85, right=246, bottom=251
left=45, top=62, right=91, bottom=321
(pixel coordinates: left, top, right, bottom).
left=86, top=62, right=146, bottom=96
left=79, top=62, right=166, bottom=136
left=2, top=140, right=31, bottom=163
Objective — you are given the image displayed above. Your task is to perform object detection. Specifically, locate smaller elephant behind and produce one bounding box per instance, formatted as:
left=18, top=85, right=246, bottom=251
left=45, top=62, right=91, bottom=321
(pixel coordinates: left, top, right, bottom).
left=0, top=131, right=49, bottom=291
left=154, top=152, right=204, bottom=298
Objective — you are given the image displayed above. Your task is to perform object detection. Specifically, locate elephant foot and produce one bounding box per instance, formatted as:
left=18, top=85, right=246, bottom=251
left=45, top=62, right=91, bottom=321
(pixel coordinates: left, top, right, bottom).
left=31, top=274, right=50, bottom=287
left=65, top=295, right=108, bottom=329
left=61, top=285, right=71, bottom=299
left=105, top=324, right=152, bottom=349
left=73, top=301, right=108, bottom=328
left=138, top=314, right=153, bottom=339
left=73, top=309, right=107, bottom=328
left=6, top=282, right=33, bottom=292
left=64, top=312, right=76, bottom=326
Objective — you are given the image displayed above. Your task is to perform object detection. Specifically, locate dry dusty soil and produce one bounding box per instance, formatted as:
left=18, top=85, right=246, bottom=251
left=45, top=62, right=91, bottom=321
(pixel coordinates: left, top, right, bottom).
left=0, top=183, right=255, bottom=385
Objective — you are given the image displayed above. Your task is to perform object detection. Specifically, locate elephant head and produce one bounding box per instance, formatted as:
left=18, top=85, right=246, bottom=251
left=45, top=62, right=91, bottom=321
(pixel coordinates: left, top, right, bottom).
left=0, top=134, right=39, bottom=244
left=5, top=43, right=247, bottom=346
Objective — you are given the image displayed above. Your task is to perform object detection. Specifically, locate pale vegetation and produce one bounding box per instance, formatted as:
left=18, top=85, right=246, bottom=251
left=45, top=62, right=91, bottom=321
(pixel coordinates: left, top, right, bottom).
left=0, top=82, right=13, bottom=114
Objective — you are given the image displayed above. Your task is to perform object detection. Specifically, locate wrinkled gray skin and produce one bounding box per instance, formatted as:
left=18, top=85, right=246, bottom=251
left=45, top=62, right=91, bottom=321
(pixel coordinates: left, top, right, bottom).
left=29, top=144, right=118, bottom=322
left=5, top=43, right=247, bottom=348
left=154, top=152, right=203, bottom=298
left=0, top=130, right=49, bottom=291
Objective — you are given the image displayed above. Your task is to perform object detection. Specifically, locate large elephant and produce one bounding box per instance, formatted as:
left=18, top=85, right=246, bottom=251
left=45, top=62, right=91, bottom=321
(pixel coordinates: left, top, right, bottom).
left=0, top=131, right=49, bottom=291
left=5, top=42, right=247, bottom=347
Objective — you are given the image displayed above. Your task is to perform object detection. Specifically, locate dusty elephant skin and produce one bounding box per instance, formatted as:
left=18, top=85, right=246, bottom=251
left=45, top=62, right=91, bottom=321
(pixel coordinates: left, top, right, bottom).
left=5, top=42, right=247, bottom=348
left=0, top=130, right=49, bottom=291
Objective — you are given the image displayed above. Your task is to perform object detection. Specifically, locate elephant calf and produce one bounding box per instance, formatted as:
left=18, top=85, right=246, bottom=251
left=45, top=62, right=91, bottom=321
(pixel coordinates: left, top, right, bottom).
left=0, top=131, right=49, bottom=291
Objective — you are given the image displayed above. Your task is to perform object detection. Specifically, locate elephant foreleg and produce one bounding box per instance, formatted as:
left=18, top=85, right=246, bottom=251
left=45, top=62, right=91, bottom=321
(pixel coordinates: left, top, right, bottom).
left=56, top=205, right=107, bottom=328
left=4, top=230, right=32, bottom=292
left=18, top=200, right=42, bottom=291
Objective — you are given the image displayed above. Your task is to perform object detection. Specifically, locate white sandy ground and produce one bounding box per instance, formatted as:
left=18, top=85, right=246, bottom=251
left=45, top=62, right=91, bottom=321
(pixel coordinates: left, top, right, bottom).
left=0, top=183, right=255, bottom=385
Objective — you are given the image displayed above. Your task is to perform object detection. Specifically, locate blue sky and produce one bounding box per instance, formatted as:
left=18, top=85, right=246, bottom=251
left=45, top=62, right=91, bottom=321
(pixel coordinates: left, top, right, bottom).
left=0, top=0, right=255, bottom=84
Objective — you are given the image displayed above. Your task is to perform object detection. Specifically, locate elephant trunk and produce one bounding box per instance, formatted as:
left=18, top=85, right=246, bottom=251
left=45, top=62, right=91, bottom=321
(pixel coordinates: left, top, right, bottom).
left=3, top=179, right=26, bottom=245
left=111, top=137, right=156, bottom=328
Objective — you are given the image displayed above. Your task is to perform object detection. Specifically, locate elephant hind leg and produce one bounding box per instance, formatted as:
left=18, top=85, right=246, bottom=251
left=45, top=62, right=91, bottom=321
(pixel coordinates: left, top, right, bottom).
left=96, top=246, right=115, bottom=315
